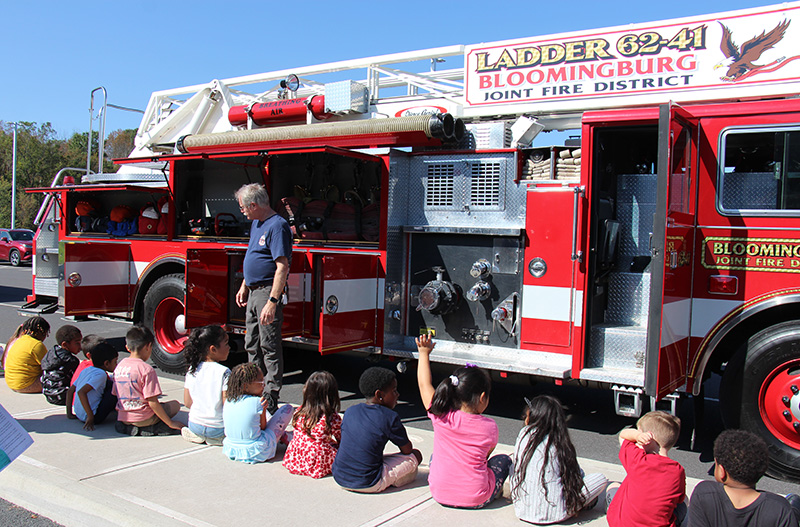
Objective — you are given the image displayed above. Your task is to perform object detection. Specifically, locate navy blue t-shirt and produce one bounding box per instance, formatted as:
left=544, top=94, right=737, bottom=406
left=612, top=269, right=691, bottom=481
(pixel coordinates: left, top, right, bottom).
left=332, top=403, right=411, bottom=489
left=242, top=214, right=292, bottom=286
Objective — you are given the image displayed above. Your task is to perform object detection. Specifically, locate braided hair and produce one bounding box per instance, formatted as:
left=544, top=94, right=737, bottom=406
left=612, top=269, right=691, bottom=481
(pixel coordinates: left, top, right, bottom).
left=512, top=395, right=585, bottom=515
left=21, top=316, right=50, bottom=341
left=226, top=362, right=262, bottom=403
left=428, top=364, right=491, bottom=415
left=183, top=325, right=227, bottom=375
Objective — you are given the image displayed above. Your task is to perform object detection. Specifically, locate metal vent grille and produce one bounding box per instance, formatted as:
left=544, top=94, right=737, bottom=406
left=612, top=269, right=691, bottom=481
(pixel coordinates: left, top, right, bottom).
left=426, top=164, right=455, bottom=207
left=470, top=162, right=502, bottom=207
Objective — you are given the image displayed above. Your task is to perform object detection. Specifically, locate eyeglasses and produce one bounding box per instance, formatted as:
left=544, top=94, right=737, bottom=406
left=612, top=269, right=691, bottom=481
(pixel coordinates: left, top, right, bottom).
left=239, top=203, right=252, bottom=212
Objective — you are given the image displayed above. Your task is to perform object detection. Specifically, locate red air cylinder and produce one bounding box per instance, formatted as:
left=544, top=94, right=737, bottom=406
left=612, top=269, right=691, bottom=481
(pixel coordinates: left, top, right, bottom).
left=228, top=95, right=330, bottom=126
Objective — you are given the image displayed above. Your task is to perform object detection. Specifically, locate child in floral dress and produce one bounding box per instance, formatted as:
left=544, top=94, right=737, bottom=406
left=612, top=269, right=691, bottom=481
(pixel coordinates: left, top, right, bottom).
left=283, top=371, right=342, bottom=478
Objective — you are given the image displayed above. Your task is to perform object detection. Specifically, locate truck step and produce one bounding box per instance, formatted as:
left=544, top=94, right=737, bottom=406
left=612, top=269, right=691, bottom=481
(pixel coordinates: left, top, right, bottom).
left=579, top=366, right=645, bottom=387
left=19, top=299, right=59, bottom=315
left=588, top=324, right=647, bottom=370
left=384, top=338, right=572, bottom=379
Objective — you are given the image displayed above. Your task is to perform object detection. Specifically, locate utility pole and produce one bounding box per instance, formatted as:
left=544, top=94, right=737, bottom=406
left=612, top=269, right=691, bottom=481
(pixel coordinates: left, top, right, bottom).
left=11, top=121, right=17, bottom=229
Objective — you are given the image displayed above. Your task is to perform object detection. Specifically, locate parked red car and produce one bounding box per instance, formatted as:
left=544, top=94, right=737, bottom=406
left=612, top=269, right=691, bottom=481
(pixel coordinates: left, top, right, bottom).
left=0, top=228, right=33, bottom=266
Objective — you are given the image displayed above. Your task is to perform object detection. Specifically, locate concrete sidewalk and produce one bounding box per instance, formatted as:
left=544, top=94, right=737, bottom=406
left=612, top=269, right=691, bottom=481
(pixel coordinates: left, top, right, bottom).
left=0, top=377, right=701, bottom=527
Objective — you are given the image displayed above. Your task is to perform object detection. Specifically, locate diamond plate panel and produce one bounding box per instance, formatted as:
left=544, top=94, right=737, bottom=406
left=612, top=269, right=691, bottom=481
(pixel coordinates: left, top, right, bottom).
left=387, top=154, right=410, bottom=228
left=617, top=174, right=658, bottom=204
left=606, top=272, right=651, bottom=326
left=464, top=121, right=512, bottom=149
left=34, top=277, right=59, bottom=297
left=721, top=172, right=778, bottom=210
left=616, top=202, right=656, bottom=269
left=588, top=325, right=647, bottom=369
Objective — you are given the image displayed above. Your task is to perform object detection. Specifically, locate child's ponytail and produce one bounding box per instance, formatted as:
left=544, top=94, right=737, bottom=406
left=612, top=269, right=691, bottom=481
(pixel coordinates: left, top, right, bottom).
left=183, top=325, right=227, bottom=375
left=428, top=365, right=491, bottom=416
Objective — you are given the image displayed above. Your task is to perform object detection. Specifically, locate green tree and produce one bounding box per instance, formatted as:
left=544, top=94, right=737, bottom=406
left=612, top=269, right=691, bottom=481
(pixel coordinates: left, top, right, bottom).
left=105, top=128, right=137, bottom=161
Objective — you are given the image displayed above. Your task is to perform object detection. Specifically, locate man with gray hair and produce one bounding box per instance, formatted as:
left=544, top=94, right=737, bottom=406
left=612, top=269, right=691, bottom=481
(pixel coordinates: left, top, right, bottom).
left=235, top=183, right=292, bottom=414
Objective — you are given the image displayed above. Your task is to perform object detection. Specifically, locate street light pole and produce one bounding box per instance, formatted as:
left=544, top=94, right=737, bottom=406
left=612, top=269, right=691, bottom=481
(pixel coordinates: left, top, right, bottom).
left=11, top=121, right=17, bottom=229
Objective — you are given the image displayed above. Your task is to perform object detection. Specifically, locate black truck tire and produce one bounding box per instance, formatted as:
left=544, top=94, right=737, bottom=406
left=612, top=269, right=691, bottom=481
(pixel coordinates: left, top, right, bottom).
left=142, top=273, right=189, bottom=374
left=720, top=321, right=800, bottom=482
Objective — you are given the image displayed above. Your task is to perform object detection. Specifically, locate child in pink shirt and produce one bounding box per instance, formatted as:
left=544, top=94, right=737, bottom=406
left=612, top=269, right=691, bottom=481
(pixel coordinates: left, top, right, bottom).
left=416, top=334, right=511, bottom=508
left=113, top=326, right=182, bottom=436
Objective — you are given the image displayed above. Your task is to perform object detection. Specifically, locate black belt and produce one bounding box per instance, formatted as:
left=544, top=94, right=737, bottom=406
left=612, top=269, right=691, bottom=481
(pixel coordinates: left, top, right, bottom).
left=246, top=281, right=273, bottom=291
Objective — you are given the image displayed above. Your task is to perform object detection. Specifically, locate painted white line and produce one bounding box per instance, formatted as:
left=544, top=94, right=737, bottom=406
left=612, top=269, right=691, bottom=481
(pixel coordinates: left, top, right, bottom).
left=110, top=491, right=218, bottom=527
left=12, top=408, right=63, bottom=418
left=80, top=446, right=208, bottom=481
left=359, top=492, right=435, bottom=527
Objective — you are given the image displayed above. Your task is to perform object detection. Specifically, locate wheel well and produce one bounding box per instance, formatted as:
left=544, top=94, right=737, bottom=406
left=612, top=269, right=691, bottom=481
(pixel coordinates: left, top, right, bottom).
left=132, top=261, right=185, bottom=324
left=705, top=301, right=800, bottom=378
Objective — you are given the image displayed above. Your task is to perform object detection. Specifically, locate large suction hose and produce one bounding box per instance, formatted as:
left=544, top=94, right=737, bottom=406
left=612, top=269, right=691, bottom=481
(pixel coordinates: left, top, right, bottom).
left=177, top=113, right=462, bottom=153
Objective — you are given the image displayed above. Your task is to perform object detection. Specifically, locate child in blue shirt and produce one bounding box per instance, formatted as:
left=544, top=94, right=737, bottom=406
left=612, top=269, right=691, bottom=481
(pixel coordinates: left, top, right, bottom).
left=66, top=343, right=118, bottom=431
left=332, top=367, right=422, bottom=493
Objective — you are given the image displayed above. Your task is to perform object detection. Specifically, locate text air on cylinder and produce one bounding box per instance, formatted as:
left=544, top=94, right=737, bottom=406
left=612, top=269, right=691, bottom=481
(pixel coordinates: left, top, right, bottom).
left=228, top=96, right=330, bottom=126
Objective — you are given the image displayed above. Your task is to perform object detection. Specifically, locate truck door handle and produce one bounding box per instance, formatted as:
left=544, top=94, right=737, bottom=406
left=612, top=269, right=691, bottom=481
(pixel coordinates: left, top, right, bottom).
left=571, top=186, right=585, bottom=263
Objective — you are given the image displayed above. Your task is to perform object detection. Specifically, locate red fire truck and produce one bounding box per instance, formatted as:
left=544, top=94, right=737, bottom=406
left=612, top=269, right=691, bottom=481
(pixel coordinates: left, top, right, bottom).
left=25, top=3, right=800, bottom=480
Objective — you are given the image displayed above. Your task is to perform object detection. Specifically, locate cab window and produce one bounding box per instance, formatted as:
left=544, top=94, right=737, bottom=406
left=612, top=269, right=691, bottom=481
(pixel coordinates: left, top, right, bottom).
left=719, top=127, right=800, bottom=215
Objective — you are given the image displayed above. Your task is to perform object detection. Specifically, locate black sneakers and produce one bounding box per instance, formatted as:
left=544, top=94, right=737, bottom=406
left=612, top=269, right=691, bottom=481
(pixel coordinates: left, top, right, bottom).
left=114, top=420, right=179, bottom=436
left=114, top=421, right=139, bottom=436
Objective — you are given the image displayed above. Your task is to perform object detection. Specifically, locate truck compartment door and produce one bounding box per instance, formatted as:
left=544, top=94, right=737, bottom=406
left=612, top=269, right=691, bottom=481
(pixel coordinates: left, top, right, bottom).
left=283, top=250, right=309, bottom=338
left=63, top=241, right=132, bottom=316
left=318, top=253, right=381, bottom=354
left=521, top=187, right=580, bottom=348
left=646, top=103, right=697, bottom=399
left=186, top=248, right=230, bottom=328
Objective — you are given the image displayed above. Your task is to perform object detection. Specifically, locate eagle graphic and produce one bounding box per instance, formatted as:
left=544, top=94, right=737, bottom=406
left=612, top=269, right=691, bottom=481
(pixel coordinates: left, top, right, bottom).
left=715, top=19, right=790, bottom=82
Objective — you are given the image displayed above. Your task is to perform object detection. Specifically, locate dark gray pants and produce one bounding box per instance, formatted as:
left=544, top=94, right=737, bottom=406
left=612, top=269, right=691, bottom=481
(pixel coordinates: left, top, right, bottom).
left=244, top=287, right=284, bottom=400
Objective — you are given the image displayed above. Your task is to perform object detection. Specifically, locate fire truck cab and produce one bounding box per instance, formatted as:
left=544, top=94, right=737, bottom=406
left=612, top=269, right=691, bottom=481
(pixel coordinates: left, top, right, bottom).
left=26, top=3, right=800, bottom=481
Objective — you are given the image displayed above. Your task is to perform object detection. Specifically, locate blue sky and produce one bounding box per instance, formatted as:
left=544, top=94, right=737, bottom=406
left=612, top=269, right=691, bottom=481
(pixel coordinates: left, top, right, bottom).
left=0, top=0, right=780, bottom=138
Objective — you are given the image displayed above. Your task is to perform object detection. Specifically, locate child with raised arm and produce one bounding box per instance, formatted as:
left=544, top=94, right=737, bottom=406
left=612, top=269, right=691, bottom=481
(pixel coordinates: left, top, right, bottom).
left=181, top=325, right=231, bottom=446
left=687, top=429, right=800, bottom=526
left=4, top=316, right=50, bottom=393
left=67, top=343, right=118, bottom=430
left=606, top=411, right=686, bottom=527
left=332, top=366, right=422, bottom=492
left=222, top=362, right=293, bottom=463
left=283, top=371, right=342, bottom=478
left=416, top=333, right=512, bottom=509
left=113, top=325, right=182, bottom=436
left=41, top=325, right=82, bottom=405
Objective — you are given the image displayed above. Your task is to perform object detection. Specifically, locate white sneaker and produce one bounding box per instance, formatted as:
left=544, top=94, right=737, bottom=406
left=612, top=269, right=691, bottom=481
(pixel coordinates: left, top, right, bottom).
left=181, top=427, right=204, bottom=444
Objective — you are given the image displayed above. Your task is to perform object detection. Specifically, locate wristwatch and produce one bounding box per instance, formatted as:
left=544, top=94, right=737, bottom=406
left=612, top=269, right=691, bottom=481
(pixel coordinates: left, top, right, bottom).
left=269, top=296, right=279, bottom=304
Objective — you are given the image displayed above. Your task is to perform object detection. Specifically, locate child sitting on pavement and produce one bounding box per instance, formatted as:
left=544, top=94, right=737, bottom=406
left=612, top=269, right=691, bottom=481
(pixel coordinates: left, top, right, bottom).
left=332, top=366, right=422, bottom=493
left=416, top=333, right=511, bottom=509
left=606, top=410, right=686, bottom=527
left=70, top=334, right=106, bottom=387
left=222, top=362, right=293, bottom=463
left=181, top=325, right=231, bottom=446
left=41, top=325, right=82, bottom=405
left=511, top=394, right=608, bottom=524
left=4, top=316, right=50, bottom=393
left=113, top=325, right=183, bottom=436
left=283, top=370, right=342, bottom=478
left=67, top=342, right=119, bottom=430
left=687, top=429, right=800, bottom=526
